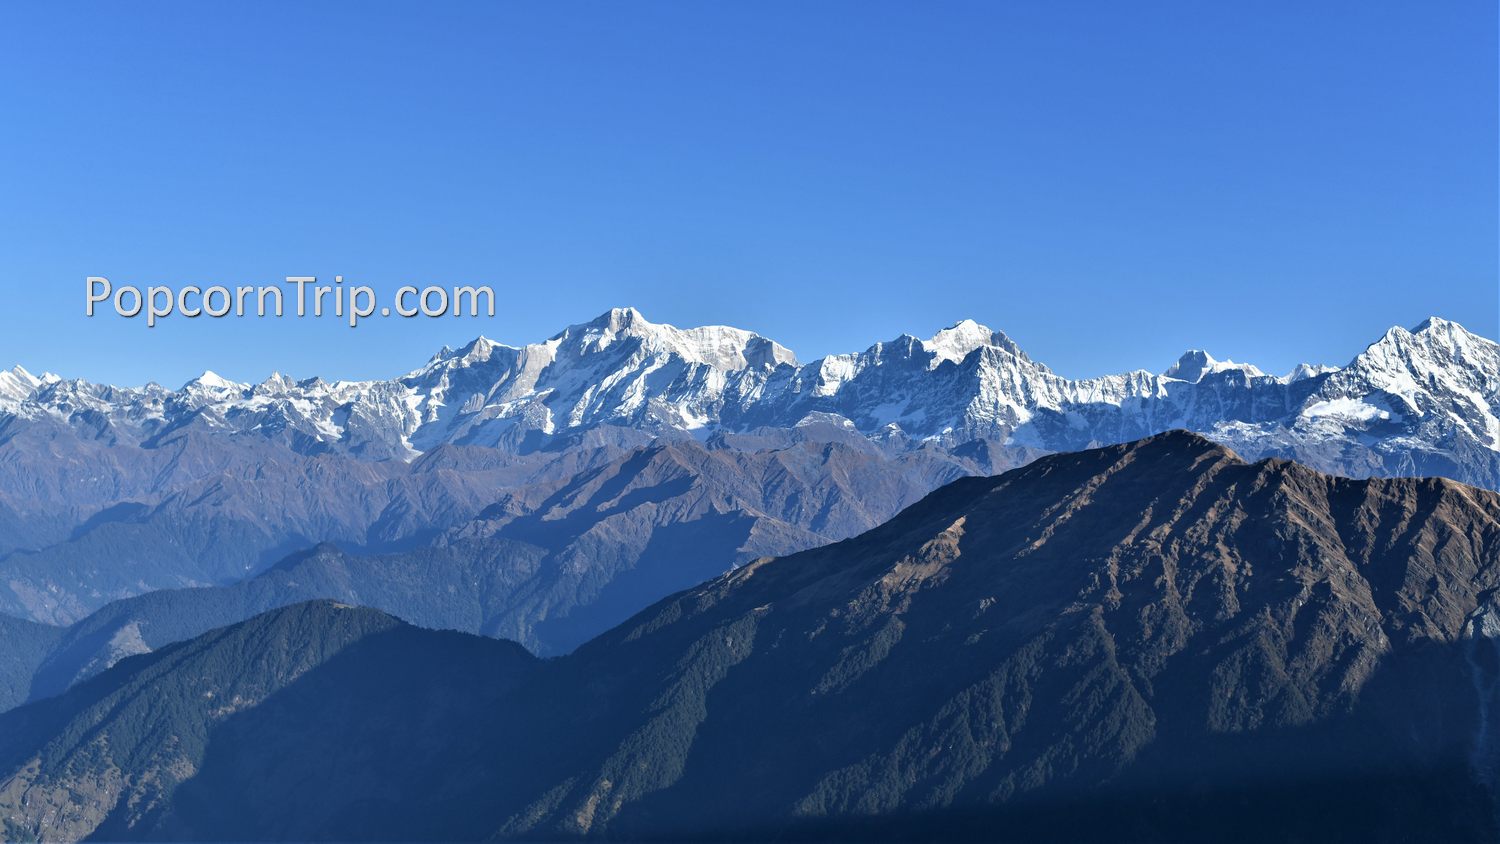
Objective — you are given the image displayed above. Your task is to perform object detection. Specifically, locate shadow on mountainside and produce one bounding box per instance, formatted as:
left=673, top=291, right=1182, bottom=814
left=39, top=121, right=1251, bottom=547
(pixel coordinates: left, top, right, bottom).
left=90, top=623, right=538, bottom=843
left=126, top=625, right=1500, bottom=842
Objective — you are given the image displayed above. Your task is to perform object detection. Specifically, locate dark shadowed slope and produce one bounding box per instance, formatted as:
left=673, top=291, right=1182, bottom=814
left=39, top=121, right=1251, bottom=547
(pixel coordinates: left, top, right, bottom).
left=0, top=602, right=538, bottom=843
left=4, top=433, right=1500, bottom=842
left=0, top=614, right=62, bottom=712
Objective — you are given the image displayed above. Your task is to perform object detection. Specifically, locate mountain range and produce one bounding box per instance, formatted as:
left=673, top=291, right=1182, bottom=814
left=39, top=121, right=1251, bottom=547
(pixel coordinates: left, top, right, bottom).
left=0, top=431, right=995, bottom=710
left=2, top=432, right=1497, bottom=842
left=0, top=311, right=1494, bottom=711
left=4, top=310, right=1496, bottom=486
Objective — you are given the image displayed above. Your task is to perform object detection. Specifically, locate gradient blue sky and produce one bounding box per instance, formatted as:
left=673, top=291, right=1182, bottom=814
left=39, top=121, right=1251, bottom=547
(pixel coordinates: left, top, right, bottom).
left=1, top=1, right=1495, bottom=385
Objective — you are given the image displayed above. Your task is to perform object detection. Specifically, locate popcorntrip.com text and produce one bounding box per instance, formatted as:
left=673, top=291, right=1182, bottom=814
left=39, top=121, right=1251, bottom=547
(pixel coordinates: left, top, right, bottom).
left=84, top=276, right=497, bottom=327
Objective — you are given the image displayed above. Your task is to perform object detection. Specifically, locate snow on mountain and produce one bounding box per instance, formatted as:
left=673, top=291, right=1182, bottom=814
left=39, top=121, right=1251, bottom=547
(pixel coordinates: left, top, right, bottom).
left=0, top=366, right=44, bottom=405
left=1283, top=362, right=1338, bottom=383
left=1308, top=316, right=1500, bottom=449
left=3, top=310, right=1498, bottom=486
left=184, top=370, right=242, bottom=391
left=1163, top=350, right=1266, bottom=382
left=922, top=319, right=1018, bottom=368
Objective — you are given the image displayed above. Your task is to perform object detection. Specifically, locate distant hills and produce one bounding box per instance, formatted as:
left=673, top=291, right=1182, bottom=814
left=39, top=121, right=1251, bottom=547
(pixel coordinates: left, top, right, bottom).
left=0, top=432, right=993, bottom=709
left=2, top=432, right=1498, bottom=842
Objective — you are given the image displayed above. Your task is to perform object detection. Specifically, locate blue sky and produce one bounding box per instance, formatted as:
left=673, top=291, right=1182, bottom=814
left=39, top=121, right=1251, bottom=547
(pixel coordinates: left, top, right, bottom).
left=0, top=1, right=1494, bottom=385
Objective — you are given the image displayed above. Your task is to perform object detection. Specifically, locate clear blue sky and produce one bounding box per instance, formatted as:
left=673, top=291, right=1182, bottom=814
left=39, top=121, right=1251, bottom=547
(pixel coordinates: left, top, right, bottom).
left=1, top=1, right=1494, bottom=385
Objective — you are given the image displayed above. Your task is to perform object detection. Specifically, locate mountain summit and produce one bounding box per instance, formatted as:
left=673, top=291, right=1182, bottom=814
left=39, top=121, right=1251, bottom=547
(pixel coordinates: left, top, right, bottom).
left=1162, top=349, right=1265, bottom=382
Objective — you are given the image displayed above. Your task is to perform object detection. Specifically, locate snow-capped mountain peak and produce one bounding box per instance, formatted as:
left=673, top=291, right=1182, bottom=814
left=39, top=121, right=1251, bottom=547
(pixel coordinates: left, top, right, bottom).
left=924, top=319, right=998, bottom=367
left=1163, top=350, right=1266, bottom=383
left=555, top=307, right=797, bottom=370
left=455, top=336, right=505, bottom=362
left=1283, top=363, right=1338, bottom=383
left=184, top=370, right=243, bottom=391
left=1410, top=315, right=1494, bottom=359
left=2, top=311, right=1497, bottom=487
left=0, top=365, right=43, bottom=404
left=1343, top=317, right=1498, bottom=388
left=1314, top=317, right=1500, bottom=442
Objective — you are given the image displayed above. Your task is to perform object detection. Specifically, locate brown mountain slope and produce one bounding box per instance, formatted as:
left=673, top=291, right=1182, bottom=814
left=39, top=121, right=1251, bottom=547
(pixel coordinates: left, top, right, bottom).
left=495, top=430, right=1500, bottom=841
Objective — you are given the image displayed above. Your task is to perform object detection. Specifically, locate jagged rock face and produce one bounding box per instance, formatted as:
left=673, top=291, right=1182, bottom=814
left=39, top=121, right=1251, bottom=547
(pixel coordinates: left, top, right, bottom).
left=6, top=435, right=1498, bottom=842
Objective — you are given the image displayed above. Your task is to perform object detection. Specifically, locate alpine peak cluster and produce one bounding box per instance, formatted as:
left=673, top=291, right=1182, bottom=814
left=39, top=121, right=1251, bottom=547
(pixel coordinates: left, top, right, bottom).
left=1, top=310, right=1496, bottom=487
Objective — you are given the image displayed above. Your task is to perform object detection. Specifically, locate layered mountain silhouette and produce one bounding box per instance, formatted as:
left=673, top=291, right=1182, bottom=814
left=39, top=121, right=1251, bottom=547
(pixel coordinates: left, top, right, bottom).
left=3, top=432, right=1498, bottom=842
left=0, top=311, right=1494, bottom=670
left=0, top=430, right=1011, bottom=711
left=0, top=416, right=1009, bottom=631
